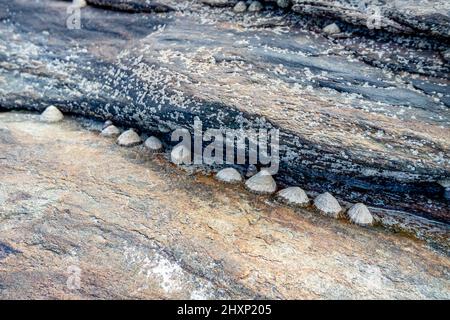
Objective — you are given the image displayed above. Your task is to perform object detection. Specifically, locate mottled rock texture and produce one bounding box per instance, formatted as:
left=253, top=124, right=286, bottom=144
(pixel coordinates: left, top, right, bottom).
left=0, top=112, right=449, bottom=299
left=0, top=0, right=449, bottom=223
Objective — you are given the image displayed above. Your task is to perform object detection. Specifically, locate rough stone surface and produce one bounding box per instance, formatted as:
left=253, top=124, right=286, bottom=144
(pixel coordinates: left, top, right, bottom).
left=0, top=0, right=449, bottom=223
left=101, top=125, right=120, bottom=137
left=40, top=106, right=64, bottom=123
left=347, top=203, right=374, bottom=226
left=144, top=136, right=163, bottom=152
left=245, top=170, right=277, bottom=194
left=117, top=129, right=142, bottom=147
left=314, top=192, right=343, bottom=218
left=216, top=168, right=243, bottom=183
left=277, top=187, right=309, bottom=206
left=0, top=112, right=449, bottom=299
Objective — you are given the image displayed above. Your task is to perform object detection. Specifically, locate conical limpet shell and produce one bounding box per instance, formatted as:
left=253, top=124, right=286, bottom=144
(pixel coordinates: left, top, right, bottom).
left=216, top=168, right=242, bottom=184
left=313, top=192, right=342, bottom=218
left=40, top=106, right=64, bottom=123
left=101, top=125, right=120, bottom=137
left=277, top=187, right=309, bottom=207
left=144, top=136, right=163, bottom=152
left=117, top=129, right=142, bottom=147
left=171, top=144, right=191, bottom=165
left=347, top=203, right=374, bottom=226
left=245, top=169, right=277, bottom=194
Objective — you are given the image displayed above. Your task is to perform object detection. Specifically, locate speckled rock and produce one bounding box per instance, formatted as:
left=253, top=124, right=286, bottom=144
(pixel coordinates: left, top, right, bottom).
left=277, top=187, right=309, bottom=206
left=216, top=168, right=243, bottom=183
left=245, top=169, right=277, bottom=194
left=248, top=1, right=263, bottom=12
left=144, top=136, right=163, bottom=152
left=171, top=144, right=191, bottom=165
left=40, top=106, right=64, bottom=123
left=347, top=203, right=374, bottom=226
left=117, top=129, right=142, bottom=147
left=100, top=125, right=120, bottom=137
left=233, top=1, right=247, bottom=13
left=313, top=192, right=342, bottom=218
left=323, top=23, right=340, bottom=35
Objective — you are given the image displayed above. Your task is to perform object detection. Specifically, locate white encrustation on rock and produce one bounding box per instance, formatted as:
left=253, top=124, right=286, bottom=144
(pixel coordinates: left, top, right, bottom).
left=245, top=169, right=277, bottom=194
left=323, top=23, right=341, bottom=35
left=277, top=0, right=290, bottom=8
left=72, top=0, right=87, bottom=8
left=248, top=1, right=263, bottom=12
left=171, top=144, right=191, bottom=165
left=102, top=120, right=113, bottom=130
left=144, top=136, right=163, bottom=152
left=277, top=187, right=309, bottom=206
left=40, top=106, right=64, bottom=123
left=216, top=168, right=242, bottom=184
left=101, top=125, right=120, bottom=137
left=313, top=192, right=342, bottom=218
left=116, top=129, right=142, bottom=147
left=233, top=1, right=247, bottom=13
left=347, top=203, right=374, bottom=226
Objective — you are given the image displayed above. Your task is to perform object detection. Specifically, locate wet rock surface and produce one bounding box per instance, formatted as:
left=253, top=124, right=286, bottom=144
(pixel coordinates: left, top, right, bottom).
left=0, top=2, right=448, bottom=225
left=0, top=111, right=449, bottom=299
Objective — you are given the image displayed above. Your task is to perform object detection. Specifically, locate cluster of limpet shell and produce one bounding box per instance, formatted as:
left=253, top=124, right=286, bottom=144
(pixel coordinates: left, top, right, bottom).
left=41, top=106, right=374, bottom=228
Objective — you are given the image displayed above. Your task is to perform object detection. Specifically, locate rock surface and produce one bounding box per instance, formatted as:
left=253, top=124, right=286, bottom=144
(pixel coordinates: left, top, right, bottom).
left=0, top=0, right=449, bottom=223
left=0, top=111, right=449, bottom=299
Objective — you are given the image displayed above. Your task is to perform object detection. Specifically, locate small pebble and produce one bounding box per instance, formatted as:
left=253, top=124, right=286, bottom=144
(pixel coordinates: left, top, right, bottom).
left=245, top=169, right=277, bottom=194
left=117, top=129, right=142, bottom=147
left=144, top=136, right=163, bottom=152
left=347, top=203, right=374, bottom=226
left=101, top=125, right=120, bottom=137
left=323, top=23, right=340, bottom=35
left=216, top=168, right=242, bottom=183
left=313, top=192, right=342, bottom=218
left=171, top=144, right=191, bottom=165
left=233, top=1, right=247, bottom=13
left=248, top=1, right=263, bottom=12
left=277, top=187, right=309, bottom=206
left=40, top=106, right=64, bottom=123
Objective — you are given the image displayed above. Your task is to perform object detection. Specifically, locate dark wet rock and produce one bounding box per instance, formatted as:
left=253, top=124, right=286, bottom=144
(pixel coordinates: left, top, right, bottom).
left=86, top=0, right=175, bottom=12
left=0, top=242, right=20, bottom=260
left=0, top=0, right=448, bottom=223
